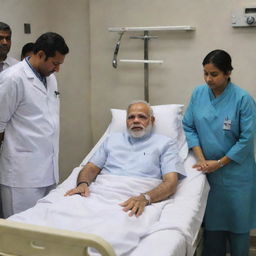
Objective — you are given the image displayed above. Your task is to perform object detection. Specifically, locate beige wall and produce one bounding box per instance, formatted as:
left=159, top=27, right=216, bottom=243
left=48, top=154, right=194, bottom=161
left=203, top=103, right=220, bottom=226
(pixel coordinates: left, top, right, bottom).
left=90, top=0, right=256, bottom=143
left=0, top=0, right=51, bottom=59
left=49, top=0, right=92, bottom=181
left=1, top=0, right=256, bottom=181
left=0, top=0, right=92, bottom=182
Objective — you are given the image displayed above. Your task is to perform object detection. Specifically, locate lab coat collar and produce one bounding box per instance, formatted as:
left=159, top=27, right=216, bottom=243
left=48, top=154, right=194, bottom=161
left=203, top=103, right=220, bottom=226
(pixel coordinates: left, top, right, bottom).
left=22, top=59, right=47, bottom=95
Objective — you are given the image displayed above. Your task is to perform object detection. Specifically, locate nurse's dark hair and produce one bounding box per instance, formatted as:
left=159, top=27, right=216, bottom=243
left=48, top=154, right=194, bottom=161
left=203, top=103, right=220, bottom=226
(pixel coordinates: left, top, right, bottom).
left=202, top=49, right=233, bottom=74
left=33, top=32, right=69, bottom=59
left=0, top=22, right=11, bottom=34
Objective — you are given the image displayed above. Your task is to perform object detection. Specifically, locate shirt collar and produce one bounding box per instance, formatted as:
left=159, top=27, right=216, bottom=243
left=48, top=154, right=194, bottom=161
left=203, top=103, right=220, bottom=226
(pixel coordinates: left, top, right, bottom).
left=3, top=56, right=15, bottom=66
left=2, top=57, right=8, bottom=65
left=127, top=130, right=153, bottom=144
left=25, top=57, right=47, bottom=87
left=1, top=57, right=9, bottom=67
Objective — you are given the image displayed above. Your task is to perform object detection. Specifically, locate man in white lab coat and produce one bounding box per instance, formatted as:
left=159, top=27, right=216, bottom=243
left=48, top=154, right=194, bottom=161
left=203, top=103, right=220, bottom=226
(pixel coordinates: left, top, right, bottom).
left=0, top=22, right=18, bottom=72
left=0, top=32, right=69, bottom=218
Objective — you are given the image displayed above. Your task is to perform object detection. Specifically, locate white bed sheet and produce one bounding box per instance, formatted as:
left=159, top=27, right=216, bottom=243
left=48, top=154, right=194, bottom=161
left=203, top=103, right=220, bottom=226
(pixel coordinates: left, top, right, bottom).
left=130, top=230, right=187, bottom=256
left=9, top=129, right=209, bottom=256
left=129, top=153, right=209, bottom=256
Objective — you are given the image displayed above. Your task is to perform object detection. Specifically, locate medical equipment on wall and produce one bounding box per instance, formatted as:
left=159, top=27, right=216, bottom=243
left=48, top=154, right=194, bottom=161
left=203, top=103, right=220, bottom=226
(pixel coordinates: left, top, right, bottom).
left=232, top=6, right=256, bottom=27
left=108, top=26, right=195, bottom=102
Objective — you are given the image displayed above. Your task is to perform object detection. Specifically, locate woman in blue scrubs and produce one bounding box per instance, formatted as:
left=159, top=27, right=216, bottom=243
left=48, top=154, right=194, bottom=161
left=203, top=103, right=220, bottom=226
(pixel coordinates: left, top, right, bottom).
left=183, top=49, right=256, bottom=256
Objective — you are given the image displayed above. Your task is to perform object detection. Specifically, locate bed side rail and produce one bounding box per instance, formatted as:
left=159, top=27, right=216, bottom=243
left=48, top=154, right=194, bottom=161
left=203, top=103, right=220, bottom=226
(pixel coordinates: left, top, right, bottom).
left=0, top=219, right=116, bottom=256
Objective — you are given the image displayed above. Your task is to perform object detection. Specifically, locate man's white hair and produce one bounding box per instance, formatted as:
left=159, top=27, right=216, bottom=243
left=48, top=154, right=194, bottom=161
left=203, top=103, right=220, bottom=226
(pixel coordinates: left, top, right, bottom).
left=127, top=100, right=154, bottom=117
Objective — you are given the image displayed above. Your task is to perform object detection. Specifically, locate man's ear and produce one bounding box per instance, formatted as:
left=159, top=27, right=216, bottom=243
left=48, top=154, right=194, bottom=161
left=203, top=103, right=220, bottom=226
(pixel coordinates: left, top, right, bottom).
left=37, top=50, right=46, bottom=60
left=151, top=116, right=155, bottom=124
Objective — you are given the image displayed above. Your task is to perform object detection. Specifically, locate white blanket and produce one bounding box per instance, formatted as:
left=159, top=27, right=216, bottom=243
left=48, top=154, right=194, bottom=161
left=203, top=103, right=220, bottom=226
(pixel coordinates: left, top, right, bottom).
left=10, top=174, right=173, bottom=256
left=9, top=153, right=209, bottom=256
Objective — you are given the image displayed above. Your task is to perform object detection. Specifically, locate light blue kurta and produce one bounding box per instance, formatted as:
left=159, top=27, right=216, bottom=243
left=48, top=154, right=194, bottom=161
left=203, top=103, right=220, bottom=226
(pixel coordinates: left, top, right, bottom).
left=183, top=82, right=256, bottom=233
left=89, top=132, right=186, bottom=180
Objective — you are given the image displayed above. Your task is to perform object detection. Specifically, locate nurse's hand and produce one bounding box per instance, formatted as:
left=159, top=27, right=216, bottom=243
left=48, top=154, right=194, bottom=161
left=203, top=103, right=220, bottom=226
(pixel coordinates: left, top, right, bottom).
left=193, top=161, right=209, bottom=171
left=194, top=160, right=221, bottom=173
left=64, top=183, right=90, bottom=197
left=202, top=160, right=221, bottom=173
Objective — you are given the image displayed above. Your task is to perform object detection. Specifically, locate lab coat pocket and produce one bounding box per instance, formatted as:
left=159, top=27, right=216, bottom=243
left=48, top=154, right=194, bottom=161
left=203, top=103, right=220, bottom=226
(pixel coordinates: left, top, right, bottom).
left=48, top=93, right=60, bottom=116
left=11, top=151, right=53, bottom=187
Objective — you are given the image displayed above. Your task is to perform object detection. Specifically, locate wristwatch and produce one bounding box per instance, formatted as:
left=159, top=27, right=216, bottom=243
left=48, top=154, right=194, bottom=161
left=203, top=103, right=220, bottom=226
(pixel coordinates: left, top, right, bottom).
left=141, top=193, right=151, bottom=205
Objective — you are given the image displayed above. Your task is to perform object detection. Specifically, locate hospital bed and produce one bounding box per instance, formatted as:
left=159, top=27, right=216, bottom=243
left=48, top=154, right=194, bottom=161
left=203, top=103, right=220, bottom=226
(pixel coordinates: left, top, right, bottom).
left=0, top=219, right=116, bottom=256
left=0, top=104, right=209, bottom=256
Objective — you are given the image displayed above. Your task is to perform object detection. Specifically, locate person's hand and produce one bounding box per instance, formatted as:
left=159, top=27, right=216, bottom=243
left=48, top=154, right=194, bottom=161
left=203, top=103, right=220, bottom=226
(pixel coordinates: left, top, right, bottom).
left=193, top=160, right=221, bottom=174
left=193, top=160, right=209, bottom=171
left=120, top=195, right=148, bottom=217
left=64, top=183, right=90, bottom=197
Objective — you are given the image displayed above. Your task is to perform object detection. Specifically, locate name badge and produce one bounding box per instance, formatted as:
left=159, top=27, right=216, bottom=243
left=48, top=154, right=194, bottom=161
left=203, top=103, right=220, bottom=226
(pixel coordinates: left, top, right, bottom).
left=223, top=118, right=232, bottom=130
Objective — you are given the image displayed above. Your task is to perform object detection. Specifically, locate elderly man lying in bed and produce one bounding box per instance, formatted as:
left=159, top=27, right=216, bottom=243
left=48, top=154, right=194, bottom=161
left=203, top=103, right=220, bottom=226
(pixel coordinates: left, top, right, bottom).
left=65, top=100, right=186, bottom=217
left=9, top=100, right=186, bottom=256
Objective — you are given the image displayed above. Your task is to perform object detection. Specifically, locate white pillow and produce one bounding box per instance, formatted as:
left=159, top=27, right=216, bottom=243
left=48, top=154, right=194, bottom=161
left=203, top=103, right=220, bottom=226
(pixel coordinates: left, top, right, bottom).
left=109, top=104, right=188, bottom=159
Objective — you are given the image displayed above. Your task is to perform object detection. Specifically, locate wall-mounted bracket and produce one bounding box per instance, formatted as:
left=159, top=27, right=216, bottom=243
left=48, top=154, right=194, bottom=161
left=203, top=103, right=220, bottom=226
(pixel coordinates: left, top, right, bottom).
left=109, top=26, right=195, bottom=102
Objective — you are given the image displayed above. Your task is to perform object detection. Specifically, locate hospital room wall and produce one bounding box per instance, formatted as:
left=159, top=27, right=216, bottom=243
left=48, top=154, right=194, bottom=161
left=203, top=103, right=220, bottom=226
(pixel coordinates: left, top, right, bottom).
left=90, top=0, right=256, bottom=143
left=0, top=0, right=92, bottom=182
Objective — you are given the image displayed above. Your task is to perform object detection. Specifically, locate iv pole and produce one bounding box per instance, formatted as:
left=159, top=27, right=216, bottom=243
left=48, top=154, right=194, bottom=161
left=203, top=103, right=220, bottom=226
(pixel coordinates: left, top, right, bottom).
left=144, top=31, right=149, bottom=102
left=120, top=30, right=159, bottom=102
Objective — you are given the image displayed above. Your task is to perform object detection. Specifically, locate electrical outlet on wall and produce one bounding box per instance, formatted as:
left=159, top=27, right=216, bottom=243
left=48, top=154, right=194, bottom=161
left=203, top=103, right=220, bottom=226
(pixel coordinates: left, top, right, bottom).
left=24, top=23, right=31, bottom=34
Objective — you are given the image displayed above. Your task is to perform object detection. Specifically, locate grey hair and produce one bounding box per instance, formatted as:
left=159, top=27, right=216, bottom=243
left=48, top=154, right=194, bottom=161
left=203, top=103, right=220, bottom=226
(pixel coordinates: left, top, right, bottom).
left=0, top=22, right=11, bottom=34
left=127, top=100, right=154, bottom=117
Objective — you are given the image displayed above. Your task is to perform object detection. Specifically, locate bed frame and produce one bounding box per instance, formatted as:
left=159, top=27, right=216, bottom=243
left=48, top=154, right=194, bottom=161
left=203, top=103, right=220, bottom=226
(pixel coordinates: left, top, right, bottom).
left=0, top=219, right=116, bottom=256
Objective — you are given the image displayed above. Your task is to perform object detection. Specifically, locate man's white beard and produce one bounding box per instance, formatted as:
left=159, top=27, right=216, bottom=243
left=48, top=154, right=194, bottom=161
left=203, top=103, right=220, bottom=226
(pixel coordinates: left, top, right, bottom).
left=128, top=123, right=153, bottom=138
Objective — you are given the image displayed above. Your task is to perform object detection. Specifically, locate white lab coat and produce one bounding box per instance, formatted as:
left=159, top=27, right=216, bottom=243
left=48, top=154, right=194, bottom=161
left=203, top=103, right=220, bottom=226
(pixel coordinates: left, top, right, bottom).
left=0, top=60, right=59, bottom=187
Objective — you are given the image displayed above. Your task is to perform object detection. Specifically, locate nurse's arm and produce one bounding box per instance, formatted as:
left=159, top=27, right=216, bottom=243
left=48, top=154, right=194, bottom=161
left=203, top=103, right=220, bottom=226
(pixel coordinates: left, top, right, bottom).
left=192, top=146, right=206, bottom=162
left=192, top=146, right=209, bottom=170
left=203, top=156, right=231, bottom=173
left=218, top=156, right=231, bottom=166
left=192, top=145, right=231, bottom=173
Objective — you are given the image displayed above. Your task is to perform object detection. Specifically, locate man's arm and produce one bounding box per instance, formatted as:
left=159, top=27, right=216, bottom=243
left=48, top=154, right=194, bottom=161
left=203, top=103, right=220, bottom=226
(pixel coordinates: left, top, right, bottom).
left=120, top=172, right=178, bottom=217
left=65, top=162, right=101, bottom=197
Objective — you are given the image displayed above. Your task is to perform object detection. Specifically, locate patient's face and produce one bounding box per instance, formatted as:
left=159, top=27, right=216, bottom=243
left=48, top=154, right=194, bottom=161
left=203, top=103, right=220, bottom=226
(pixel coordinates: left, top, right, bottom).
left=127, top=103, right=154, bottom=138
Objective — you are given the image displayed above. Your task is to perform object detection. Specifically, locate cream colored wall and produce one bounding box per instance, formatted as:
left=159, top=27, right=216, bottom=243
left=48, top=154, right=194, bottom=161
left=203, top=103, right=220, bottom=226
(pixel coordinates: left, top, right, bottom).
left=0, top=0, right=51, bottom=59
left=48, top=0, right=92, bottom=181
left=0, top=0, right=92, bottom=182
left=90, top=0, right=256, bottom=143
left=2, top=0, right=256, bottom=181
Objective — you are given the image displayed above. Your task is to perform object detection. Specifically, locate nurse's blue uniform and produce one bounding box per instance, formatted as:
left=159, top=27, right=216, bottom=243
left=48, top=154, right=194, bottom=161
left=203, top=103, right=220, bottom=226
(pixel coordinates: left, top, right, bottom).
left=183, top=82, right=256, bottom=233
